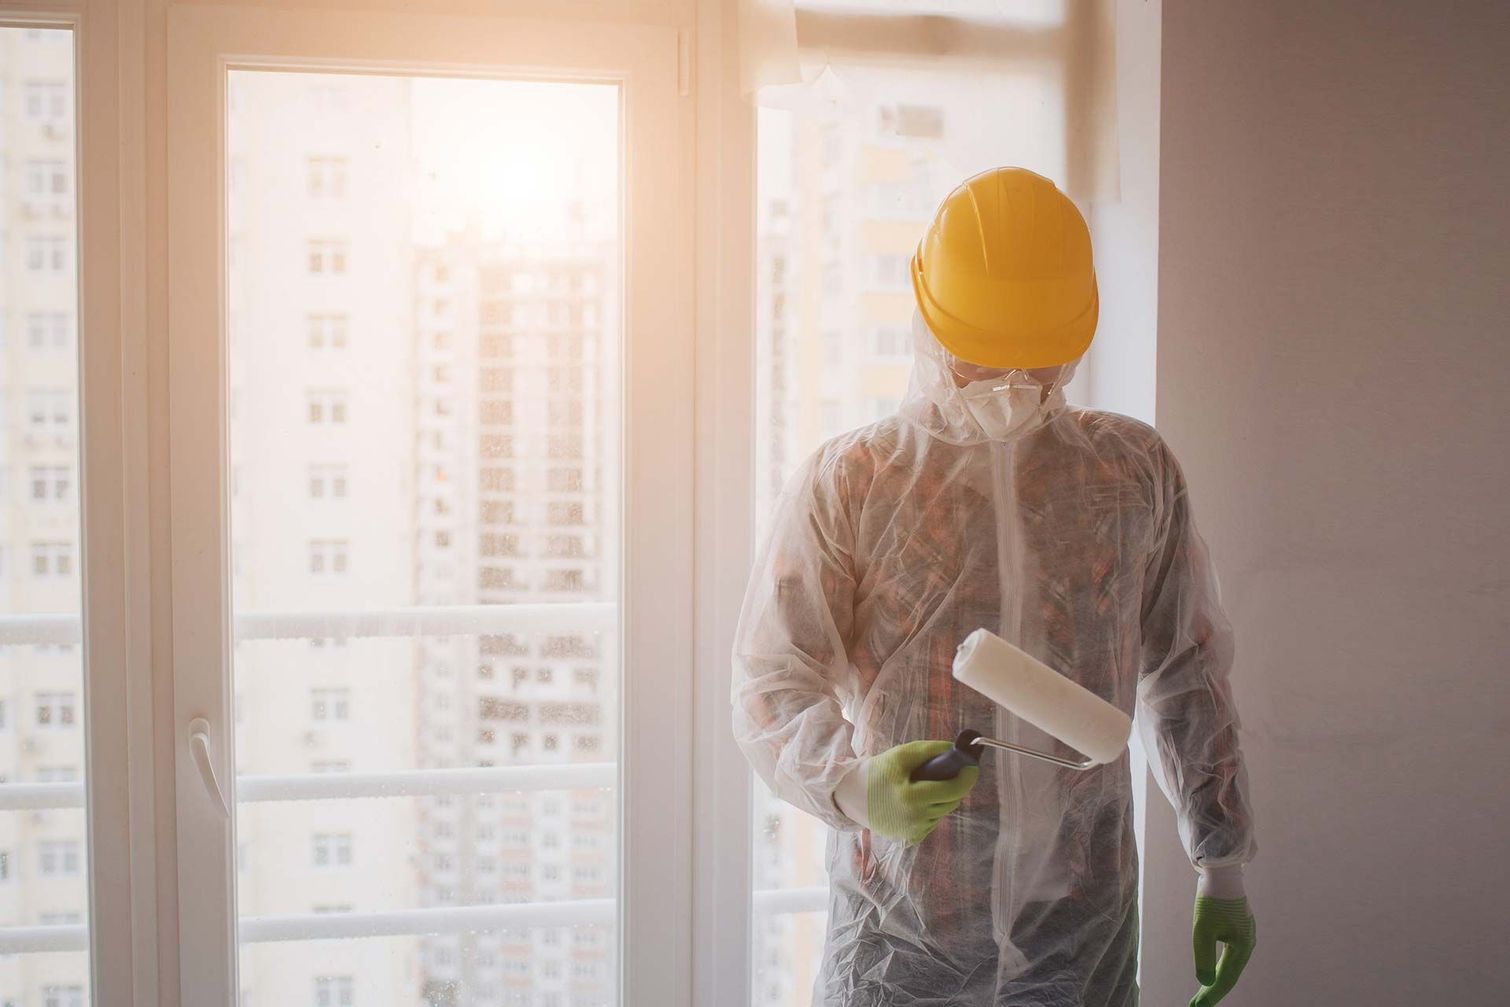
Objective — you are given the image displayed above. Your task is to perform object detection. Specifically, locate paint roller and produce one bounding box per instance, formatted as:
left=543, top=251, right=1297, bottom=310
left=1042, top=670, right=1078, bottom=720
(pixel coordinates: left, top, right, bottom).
left=911, top=629, right=1134, bottom=781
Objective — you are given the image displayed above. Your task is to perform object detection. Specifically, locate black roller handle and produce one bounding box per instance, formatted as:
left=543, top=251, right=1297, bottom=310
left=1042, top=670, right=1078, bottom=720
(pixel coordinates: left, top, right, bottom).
left=910, top=729, right=986, bottom=782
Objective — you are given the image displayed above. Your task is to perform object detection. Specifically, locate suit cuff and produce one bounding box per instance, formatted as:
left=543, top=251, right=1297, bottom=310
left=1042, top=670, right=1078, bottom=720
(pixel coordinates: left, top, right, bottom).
left=1196, top=864, right=1247, bottom=900
left=830, top=761, right=869, bottom=832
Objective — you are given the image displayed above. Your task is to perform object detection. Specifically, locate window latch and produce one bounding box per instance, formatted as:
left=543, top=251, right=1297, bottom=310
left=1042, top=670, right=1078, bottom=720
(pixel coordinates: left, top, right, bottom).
left=189, top=717, right=231, bottom=816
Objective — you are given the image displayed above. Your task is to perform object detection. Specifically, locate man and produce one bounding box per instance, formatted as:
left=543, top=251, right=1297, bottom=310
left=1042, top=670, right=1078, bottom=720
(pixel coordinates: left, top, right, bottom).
left=733, top=168, right=1256, bottom=1007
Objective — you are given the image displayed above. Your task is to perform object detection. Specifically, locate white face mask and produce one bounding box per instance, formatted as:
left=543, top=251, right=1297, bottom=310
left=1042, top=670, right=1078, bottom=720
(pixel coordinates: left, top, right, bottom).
left=955, top=364, right=1074, bottom=440
left=903, top=311, right=1078, bottom=444
left=957, top=373, right=1048, bottom=440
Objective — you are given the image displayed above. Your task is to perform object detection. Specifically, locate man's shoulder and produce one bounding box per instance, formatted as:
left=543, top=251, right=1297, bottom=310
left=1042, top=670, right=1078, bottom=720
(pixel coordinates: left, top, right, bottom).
left=1065, top=407, right=1169, bottom=455
left=814, top=415, right=908, bottom=464
left=800, top=416, right=911, bottom=494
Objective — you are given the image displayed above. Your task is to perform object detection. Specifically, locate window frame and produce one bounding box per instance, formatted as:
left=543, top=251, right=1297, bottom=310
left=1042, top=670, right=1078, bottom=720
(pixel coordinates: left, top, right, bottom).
left=0, top=3, right=153, bottom=1003
left=165, top=5, right=694, bottom=1004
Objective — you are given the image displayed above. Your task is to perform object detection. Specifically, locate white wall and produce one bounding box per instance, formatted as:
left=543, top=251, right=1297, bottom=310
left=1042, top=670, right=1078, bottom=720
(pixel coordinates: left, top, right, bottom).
left=1143, top=2, right=1510, bottom=1003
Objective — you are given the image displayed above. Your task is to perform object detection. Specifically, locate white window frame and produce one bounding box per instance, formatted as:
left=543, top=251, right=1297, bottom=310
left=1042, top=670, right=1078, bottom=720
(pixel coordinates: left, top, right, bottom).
left=0, top=5, right=207, bottom=1002
left=166, top=5, right=693, bottom=1005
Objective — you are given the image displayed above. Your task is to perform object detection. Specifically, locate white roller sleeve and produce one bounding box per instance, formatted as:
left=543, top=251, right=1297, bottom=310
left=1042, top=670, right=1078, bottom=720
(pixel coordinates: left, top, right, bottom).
left=953, top=629, right=1132, bottom=765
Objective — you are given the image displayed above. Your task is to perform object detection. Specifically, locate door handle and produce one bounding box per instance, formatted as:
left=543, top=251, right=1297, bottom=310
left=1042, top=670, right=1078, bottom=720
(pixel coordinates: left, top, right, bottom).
left=189, top=717, right=231, bottom=816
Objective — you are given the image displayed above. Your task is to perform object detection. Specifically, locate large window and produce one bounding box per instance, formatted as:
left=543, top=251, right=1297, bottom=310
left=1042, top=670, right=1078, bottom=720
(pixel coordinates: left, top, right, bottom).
left=0, top=23, right=88, bottom=1006
left=224, top=68, right=624, bottom=1006
left=166, top=9, right=693, bottom=1004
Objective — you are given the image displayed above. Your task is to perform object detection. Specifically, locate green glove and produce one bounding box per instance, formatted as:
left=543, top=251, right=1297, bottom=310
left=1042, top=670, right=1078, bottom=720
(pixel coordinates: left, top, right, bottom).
left=1190, top=896, right=1256, bottom=1006
left=863, top=740, right=979, bottom=845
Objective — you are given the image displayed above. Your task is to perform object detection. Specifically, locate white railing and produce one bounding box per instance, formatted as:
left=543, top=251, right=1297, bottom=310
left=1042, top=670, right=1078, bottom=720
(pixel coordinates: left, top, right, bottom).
left=751, top=885, right=827, bottom=916
left=236, top=762, right=615, bottom=802
left=0, top=613, right=81, bottom=646
left=0, top=603, right=621, bottom=814
left=0, top=888, right=827, bottom=953
left=0, top=782, right=86, bottom=811
left=0, top=603, right=821, bottom=958
left=0, top=602, right=617, bottom=646
left=0, top=764, right=616, bottom=812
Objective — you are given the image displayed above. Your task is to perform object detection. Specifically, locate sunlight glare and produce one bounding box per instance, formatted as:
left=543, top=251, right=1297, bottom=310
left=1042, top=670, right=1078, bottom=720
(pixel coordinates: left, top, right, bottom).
left=411, top=77, right=618, bottom=243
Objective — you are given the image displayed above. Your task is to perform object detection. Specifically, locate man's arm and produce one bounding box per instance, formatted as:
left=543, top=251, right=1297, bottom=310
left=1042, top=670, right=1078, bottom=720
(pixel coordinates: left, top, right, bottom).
left=732, top=449, right=862, bottom=830
left=1137, top=441, right=1258, bottom=1005
left=1136, top=441, right=1256, bottom=876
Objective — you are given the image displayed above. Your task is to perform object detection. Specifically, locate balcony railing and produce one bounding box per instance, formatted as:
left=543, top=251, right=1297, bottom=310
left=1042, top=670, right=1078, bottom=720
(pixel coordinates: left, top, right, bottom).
left=0, top=602, right=618, bottom=647
left=0, top=604, right=826, bottom=954
left=0, top=887, right=828, bottom=954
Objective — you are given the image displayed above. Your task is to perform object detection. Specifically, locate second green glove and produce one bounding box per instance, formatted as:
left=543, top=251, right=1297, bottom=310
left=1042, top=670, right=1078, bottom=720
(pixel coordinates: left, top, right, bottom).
left=1190, top=896, right=1256, bottom=1007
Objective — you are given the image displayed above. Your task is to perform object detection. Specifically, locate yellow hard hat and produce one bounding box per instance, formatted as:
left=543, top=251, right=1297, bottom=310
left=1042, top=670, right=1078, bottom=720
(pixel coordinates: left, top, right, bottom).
left=911, top=167, right=1098, bottom=370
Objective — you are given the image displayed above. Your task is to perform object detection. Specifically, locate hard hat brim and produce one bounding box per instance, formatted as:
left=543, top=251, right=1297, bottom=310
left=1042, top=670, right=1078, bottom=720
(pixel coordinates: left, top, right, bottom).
left=912, top=251, right=1099, bottom=371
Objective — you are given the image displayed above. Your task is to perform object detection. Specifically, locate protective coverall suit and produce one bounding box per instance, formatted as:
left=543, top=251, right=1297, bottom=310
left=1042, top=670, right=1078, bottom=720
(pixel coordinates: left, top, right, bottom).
left=732, top=311, right=1257, bottom=1006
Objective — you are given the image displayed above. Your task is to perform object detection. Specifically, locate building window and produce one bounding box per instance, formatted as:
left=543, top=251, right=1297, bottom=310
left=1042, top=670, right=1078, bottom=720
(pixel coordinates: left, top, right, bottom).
left=25, top=159, right=70, bottom=198
left=547, top=399, right=584, bottom=425
left=480, top=499, right=514, bottom=524
left=546, top=468, right=582, bottom=493
left=308, top=464, right=349, bottom=499
left=24, top=80, right=68, bottom=121
left=26, top=312, right=71, bottom=350
left=35, top=691, right=77, bottom=728
left=27, top=389, right=72, bottom=433
left=306, top=239, right=349, bottom=275
left=874, top=253, right=909, bottom=289
left=879, top=103, right=945, bottom=139
left=38, top=840, right=82, bottom=877
left=306, top=390, right=349, bottom=425
left=314, top=976, right=354, bottom=1007
left=308, top=540, right=350, bottom=576
left=36, top=766, right=78, bottom=783
left=874, top=324, right=909, bottom=358
left=26, top=236, right=69, bottom=272
left=30, top=466, right=71, bottom=501
left=310, top=687, right=351, bottom=721
left=312, top=833, right=353, bottom=868
left=307, top=156, right=348, bottom=198
left=546, top=501, right=585, bottom=527
left=546, top=434, right=582, bottom=460
left=307, top=313, right=349, bottom=349
left=544, top=569, right=586, bottom=592
left=480, top=467, right=515, bottom=492
left=30, top=541, right=73, bottom=577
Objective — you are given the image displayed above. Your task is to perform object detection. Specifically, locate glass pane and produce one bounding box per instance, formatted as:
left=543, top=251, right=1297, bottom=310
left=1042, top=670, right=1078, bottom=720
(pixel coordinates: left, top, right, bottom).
left=0, top=25, right=90, bottom=1006
left=227, top=70, right=620, bottom=1006
left=750, top=60, right=1065, bottom=1006
left=752, top=911, right=824, bottom=1007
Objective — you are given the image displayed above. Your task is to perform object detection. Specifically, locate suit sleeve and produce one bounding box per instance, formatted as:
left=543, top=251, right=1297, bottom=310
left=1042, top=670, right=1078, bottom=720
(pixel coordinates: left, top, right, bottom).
left=1137, top=442, right=1257, bottom=870
left=732, top=449, right=861, bottom=830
